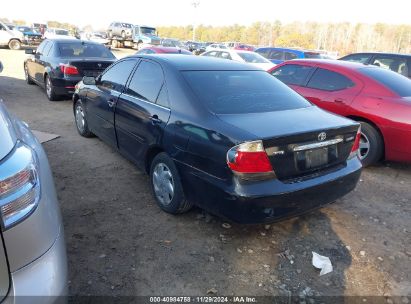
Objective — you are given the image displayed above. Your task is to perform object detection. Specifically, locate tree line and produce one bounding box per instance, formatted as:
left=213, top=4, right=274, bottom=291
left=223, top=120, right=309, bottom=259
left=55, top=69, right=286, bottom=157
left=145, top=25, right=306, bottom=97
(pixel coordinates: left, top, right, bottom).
left=157, top=21, right=411, bottom=56
left=2, top=17, right=410, bottom=56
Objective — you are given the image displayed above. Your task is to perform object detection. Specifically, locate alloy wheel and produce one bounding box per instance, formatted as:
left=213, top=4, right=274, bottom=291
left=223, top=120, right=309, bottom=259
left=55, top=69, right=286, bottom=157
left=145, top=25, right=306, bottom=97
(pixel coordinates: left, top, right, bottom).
left=75, top=105, right=85, bottom=133
left=357, top=131, right=371, bottom=160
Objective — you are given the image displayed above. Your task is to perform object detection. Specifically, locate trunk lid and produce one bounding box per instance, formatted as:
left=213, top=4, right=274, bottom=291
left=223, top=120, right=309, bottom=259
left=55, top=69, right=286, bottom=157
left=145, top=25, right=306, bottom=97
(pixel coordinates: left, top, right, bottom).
left=68, top=58, right=115, bottom=77
left=218, top=106, right=359, bottom=181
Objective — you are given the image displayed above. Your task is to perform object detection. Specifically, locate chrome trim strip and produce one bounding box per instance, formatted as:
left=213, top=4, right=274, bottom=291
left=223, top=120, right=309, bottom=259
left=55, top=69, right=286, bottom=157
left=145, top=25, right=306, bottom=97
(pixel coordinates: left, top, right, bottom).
left=293, top=138, right=343, bottom=152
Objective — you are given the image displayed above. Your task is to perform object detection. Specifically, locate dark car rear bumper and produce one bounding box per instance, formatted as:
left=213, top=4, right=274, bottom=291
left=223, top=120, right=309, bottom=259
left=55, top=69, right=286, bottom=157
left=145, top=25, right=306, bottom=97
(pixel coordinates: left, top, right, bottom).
left=178, top=158, right=362, bottom=224
left=51, top=77, right=82, bottom=95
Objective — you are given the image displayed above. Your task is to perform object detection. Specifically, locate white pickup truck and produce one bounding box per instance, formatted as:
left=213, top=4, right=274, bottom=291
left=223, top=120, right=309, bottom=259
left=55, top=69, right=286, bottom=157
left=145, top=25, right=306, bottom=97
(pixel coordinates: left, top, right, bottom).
left=0, top=21, right=24, bottom=50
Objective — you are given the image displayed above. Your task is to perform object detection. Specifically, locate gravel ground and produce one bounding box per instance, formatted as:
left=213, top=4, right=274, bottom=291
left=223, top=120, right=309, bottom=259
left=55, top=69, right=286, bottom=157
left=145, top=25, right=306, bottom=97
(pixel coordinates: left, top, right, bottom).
left=0, top=48, right=410, bottom=302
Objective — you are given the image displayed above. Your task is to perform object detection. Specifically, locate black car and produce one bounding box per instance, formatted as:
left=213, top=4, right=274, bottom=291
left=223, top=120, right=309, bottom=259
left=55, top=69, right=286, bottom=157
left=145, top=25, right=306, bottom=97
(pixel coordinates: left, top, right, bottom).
left=73, top=55, right=362, bottom=224
left=24, top=39, right=116, bottom=101
left=339, top=52, right=411, bottom=78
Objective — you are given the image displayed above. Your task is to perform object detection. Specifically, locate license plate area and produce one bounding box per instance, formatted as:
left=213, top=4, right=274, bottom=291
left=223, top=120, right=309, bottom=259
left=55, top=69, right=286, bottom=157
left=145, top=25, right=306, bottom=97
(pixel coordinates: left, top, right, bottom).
left=83, top=70, right=103, bottom=77
left=295, top=145, right=338, bottom=171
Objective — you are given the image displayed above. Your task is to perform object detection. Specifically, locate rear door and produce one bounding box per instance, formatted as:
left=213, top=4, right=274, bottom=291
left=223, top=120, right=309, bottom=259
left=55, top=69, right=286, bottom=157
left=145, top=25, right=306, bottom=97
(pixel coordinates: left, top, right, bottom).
left=86, top=59, right=138, bottom=146
left=303, top=67, right=361, bottom=115
left=115, top=59, right=170, bottom=166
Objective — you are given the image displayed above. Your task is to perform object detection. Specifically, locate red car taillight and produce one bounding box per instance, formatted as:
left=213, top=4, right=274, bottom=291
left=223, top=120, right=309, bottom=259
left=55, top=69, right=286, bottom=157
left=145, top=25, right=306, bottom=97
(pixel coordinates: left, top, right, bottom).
left=60, top=64, right=79, bottom=76
left=227, top=140, right=276, bottom=179
left=349, top=126, right=361, bottom=159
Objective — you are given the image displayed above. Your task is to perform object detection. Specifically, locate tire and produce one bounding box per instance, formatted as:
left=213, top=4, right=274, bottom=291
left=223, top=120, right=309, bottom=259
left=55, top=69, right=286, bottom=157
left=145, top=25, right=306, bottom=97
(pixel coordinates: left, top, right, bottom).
left=74, top=99, right=94, bottom=137
left=8, top=39, right=21, bottom=50
left=24, top=64, right=34, bottom=85
left=44, top=75, right=58, bottom=101
left=150, top=152, right=193, bottom=214
left=357, top=121, right=383, bottom=167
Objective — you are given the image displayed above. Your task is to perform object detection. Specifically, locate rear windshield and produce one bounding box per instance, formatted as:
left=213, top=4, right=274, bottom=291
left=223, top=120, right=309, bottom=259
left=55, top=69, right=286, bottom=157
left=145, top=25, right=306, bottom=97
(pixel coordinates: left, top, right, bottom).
left=360, top=67, right=411, bottom=97
left=237, top=52, right=268, bottom=63
left=304, top=52, right=321, bottom=59
left=183, top=70, right=311, bottom=114
left=58, top=42, right=115, bottom=58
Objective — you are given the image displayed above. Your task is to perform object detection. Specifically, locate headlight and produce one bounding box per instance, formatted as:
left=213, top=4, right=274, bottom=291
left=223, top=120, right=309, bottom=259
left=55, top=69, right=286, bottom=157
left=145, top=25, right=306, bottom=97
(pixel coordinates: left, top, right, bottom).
left=0, top=141, right=40, bottom=229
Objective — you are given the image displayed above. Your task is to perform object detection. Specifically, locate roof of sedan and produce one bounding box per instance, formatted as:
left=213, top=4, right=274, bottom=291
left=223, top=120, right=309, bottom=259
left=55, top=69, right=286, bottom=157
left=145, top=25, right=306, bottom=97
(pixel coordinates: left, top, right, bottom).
left=46, top=39, right=104, bottom=45
left=130, top=54, right=262, bottom=71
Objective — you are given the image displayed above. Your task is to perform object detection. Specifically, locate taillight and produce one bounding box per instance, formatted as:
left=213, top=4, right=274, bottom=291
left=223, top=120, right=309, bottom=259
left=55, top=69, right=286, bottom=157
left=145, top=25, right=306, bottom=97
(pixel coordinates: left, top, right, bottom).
left=227, top=140, right=276, bottom=179
left=349, top=126, right=361, bottom=159
left=60, top=64, right=79, bottom=76
left=0, top=142, right=40, bottom=229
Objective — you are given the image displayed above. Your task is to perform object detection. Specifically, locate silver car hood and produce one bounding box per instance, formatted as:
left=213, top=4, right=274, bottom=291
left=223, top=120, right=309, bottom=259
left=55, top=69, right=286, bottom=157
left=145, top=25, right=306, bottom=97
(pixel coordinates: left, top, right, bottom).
left=0, top=100, right=17, bottom=161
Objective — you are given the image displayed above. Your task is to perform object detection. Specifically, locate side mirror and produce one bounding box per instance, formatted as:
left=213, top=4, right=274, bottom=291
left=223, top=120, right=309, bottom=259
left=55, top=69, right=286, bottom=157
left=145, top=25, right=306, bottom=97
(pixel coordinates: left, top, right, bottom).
left=25, top=48, right=36, bottom=55
left=82, top=76, right=96, bottom=85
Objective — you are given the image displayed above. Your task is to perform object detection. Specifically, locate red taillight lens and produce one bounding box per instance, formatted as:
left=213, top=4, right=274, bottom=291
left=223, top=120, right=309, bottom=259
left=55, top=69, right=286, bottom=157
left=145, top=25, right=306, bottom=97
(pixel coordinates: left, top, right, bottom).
left=349, top=126, right=361, bottom=159
left=60, top=64, right=79, bottom=75
left=227, top=140, right=275, bottom=176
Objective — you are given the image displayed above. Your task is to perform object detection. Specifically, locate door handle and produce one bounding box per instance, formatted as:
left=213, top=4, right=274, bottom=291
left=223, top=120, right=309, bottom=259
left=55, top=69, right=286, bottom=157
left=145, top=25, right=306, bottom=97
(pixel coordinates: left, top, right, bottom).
left=107, top=99, right=115, bottom=107
left=150, top=115, right=162, bottom=124
left=334, top=98, right=345, bottom=103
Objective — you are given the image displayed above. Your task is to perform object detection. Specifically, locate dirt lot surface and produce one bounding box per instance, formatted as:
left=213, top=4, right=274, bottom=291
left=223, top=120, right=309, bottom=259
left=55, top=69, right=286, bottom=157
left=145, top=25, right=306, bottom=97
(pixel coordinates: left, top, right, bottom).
left=0, top=48, right=410, bottom=302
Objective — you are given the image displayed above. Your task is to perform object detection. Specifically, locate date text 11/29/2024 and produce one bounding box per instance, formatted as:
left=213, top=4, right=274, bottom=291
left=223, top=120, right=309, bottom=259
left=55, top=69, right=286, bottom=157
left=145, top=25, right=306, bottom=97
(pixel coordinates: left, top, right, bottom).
left=149, top=296, right=257, bottom=303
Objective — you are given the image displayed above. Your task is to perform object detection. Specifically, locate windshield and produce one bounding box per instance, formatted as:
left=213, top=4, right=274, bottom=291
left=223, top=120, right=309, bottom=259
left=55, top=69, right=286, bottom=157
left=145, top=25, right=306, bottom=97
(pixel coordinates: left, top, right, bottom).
left=58, top=42, right=115, bottom=58
left=141, top=27, right=156, bottom=35
left=55, top=29, right=69, bottom=35
left=360, top=67, right=411, bottom=97
left=183, top=70, right=311, bottom=114
left=237, top=52, right=269, bottom=63
left=122, top=23, right=132, bottom=28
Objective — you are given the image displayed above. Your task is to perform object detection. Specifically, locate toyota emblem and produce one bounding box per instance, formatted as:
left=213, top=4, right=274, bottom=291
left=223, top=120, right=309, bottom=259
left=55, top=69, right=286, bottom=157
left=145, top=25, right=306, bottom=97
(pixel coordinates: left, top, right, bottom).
left=97, top=63, right=102, bottom=68
left=318, top=132, right=327, bottom=141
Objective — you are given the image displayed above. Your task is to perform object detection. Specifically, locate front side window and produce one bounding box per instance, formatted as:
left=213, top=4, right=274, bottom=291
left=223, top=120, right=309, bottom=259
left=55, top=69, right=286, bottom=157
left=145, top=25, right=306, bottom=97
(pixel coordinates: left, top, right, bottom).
left=183, top=70, right=311, bottom=114
left=307, top=68, right=355, bottom=91
left=100, top=60, right=136, bottom=92
left=272, top=64, right=314, bottom=86
left=219, top=52, right=232, bottom=60
left=126, top=61, right=164, bottom=102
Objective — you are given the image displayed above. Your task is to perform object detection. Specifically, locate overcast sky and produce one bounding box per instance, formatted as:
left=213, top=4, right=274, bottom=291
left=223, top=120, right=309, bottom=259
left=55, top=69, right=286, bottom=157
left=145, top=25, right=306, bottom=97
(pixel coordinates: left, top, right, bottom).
left=3, top=0, right=410, bottom=29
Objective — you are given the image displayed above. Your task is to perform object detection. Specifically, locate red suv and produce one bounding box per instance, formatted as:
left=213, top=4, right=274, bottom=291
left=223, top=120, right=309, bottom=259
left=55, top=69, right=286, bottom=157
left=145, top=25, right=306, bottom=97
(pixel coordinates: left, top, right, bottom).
left=269, top=60, right=411, bottom=166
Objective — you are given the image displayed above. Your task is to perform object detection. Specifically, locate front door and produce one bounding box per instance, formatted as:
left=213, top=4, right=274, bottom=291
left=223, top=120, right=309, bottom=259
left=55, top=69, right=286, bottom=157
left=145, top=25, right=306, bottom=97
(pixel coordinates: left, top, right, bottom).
left=86, top=59, right=138, bottom=146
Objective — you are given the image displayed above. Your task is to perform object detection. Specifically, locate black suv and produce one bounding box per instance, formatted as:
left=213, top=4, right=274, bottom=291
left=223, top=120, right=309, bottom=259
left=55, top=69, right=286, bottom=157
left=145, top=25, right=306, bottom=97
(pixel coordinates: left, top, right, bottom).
left=339, top=52, right=411, bottom=78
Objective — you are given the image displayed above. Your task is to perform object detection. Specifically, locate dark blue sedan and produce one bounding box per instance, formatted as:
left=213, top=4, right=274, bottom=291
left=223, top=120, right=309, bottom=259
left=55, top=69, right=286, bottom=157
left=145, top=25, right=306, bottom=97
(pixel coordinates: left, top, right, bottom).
left=73, top=55, right=362, bottom=224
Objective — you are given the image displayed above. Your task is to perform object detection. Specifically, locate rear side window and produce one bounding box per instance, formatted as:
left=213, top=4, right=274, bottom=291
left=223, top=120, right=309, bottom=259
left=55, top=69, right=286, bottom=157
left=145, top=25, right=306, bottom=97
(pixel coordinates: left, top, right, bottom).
left=100, top=59, right=136, bottom=92
left=340, top=53, right=371, bottom=63
left=307, top=68, right=355, bottom=91
left=127, top=61, right=164, bottom=102
left=272, top=64, right=314, bottom=86
left=183, top=70, right=311, bottom=114
left=359, top=67, right=411, bottom=97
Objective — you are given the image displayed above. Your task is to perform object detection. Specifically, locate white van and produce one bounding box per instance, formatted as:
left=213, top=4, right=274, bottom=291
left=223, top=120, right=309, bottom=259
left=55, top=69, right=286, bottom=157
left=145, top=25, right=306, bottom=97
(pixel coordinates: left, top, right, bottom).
left=0, top=21, right=24, bottom=50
